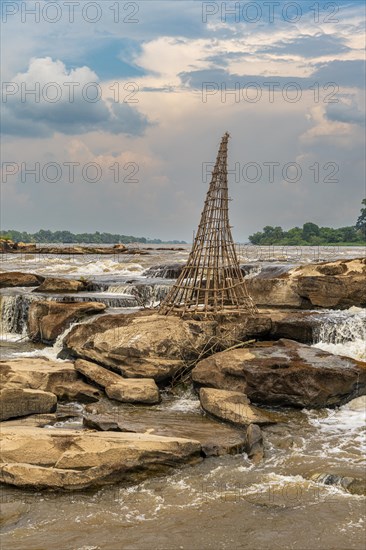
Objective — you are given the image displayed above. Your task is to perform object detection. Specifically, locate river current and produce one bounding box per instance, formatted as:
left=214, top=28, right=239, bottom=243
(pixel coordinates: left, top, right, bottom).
left=0, top=245, right=365, bottom=550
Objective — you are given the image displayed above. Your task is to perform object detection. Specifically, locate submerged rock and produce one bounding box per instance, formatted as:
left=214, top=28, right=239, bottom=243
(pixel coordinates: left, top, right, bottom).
left=75, top=359, right=160, bottom=404
left=0, top=272, right=44, bottom=288
left=63, top=311, right=270, bottom=382
left=0, top=388, right=57, bottom=421
left=0, top=427, right=202, bottom=490
left=0, top=358, right=101, bottom=403
left=245, top=424, right=264, bottom=462
left=310, top=473, right=366, bottom=496
left=28, top=300, right=107, bottom=344
left=199, top=388, right=285, bottom=427
left=192, top=339, right=366, bottom=408
left=0, top=502, right=30, bottom=529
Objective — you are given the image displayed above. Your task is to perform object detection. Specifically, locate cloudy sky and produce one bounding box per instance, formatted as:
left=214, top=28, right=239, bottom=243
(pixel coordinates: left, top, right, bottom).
left=1, top=0, right=365, bottom=241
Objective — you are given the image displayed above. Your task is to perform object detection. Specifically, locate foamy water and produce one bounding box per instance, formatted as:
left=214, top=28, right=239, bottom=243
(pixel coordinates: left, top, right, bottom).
left=313, top=307, right=366, bottom=360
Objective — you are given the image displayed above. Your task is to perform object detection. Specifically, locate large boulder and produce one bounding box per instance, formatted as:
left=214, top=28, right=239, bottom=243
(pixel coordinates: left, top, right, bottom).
left=28, top=300, right=107, bottom=343
left=0, top=388, right=57, bottom=421
left=0, top=272, right=44, bottom=288
left=199, top=388, right=285, bottom=427
left=0, top=358, right=101, bottom=403
left=74, top=359, right=160, bottom=404
left=192, top=339, right=366, bottom=408
left=246, top=258, right=366, bottom=309
left=63, top=311, right=271, bottom=382
left=0, top=427, right=202, bottom=490
left=34, top=277, right=86, bottom=293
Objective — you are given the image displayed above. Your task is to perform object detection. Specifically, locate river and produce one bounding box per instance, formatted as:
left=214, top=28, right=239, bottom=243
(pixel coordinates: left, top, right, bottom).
left=0, top=245, right=365, bottom=550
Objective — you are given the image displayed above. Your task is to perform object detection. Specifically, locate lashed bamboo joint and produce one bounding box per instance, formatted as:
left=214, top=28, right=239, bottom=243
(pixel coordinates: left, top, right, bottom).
left=159, top=132, right=257, bottom=318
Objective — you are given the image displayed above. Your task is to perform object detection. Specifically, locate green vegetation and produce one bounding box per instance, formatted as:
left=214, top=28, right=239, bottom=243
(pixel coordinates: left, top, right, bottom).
left=249, top=200, right=366, bottom=246
left=356, top=198, right=366, bottom=239
left=0, top=229, right=186, bottom=245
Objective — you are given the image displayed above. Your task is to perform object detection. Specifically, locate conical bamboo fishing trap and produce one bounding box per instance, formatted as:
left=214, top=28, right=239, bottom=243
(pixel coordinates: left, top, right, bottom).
left=159, top=132, right=257, bottom=318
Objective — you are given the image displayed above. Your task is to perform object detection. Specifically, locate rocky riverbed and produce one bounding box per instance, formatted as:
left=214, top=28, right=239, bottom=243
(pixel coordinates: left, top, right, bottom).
left=0, top=248, right=365, bottom=549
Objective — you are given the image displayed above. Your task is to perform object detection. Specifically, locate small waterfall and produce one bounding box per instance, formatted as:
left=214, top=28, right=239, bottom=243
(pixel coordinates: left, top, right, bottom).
left=105, top=285, right=135, bottom=294
left=104, top=283, right=171, bottom=308
left=241, top=264, right=293, bottom=279
left=241, top=264, right=262, bottom=279
left=143, top=264, right=183, bottom=279
left=56, top=292, right=137, bottom=308
left=313, top=308, right=366, bottom=361
left=131, top=283, right=171, bottom=307
left=0, top=293, right=39, bottom=335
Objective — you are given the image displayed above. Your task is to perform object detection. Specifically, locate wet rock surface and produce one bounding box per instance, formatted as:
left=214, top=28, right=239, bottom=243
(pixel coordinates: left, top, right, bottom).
left=28, top=300, right=107, bottom=343
left=83, top=400, right=248, bottom=457
left=310, top=473, right=366, bottom=496
left=192, top=339, right=366, bottom=408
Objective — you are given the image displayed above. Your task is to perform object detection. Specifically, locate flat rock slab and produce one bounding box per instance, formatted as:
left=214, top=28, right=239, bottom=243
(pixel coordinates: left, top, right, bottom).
left=0, top=388, right=57, bottom=421
left=28, top=301, right=107, bottom=344
left=0, top=358, right=101, bottom=403
left=192, top=339, right=366, bottom=408
left=199, top=388, right=285, bottom=427
left=0, top=427, right=202, bottom=490
left=75, top=359, right=160, bottom=404
left=83, top=402, right=248, bottom=457
left=33, top=277, right=86, bottom=293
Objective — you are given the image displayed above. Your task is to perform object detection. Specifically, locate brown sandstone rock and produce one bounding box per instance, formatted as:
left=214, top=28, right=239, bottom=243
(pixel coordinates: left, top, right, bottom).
left=28, top=300, right=107, bottom=343
left=0, top=388, right=57, bottom=421
left=14, top=242, right=37, bottom=252
left=0, top=427, right=202, bottom=490
left=63, top=311, right=270, bottom=382
left=192, top=339, right=366, bottom=408
left=199, top=388, right=285, bottom=427
left=246, top=258, right=366, bottom=309
left=83, top=401, right=248, bottom=457
left=0, top=272, right=44, bottom=288
left=74, top=359, right=160, bottom=404
left=0, top=358, right=101, bottom=403
left=34, top=277, right=86, bottom=293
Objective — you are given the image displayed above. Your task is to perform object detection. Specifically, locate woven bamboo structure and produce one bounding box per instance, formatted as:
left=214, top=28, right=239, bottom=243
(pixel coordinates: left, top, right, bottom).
left=159, top=132, right=257, bottom=318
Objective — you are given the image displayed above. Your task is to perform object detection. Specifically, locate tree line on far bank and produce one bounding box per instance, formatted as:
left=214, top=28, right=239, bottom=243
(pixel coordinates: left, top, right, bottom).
left=0, top=229, right=186, bottom=245
left=249, top=200, right=366, bottom=246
